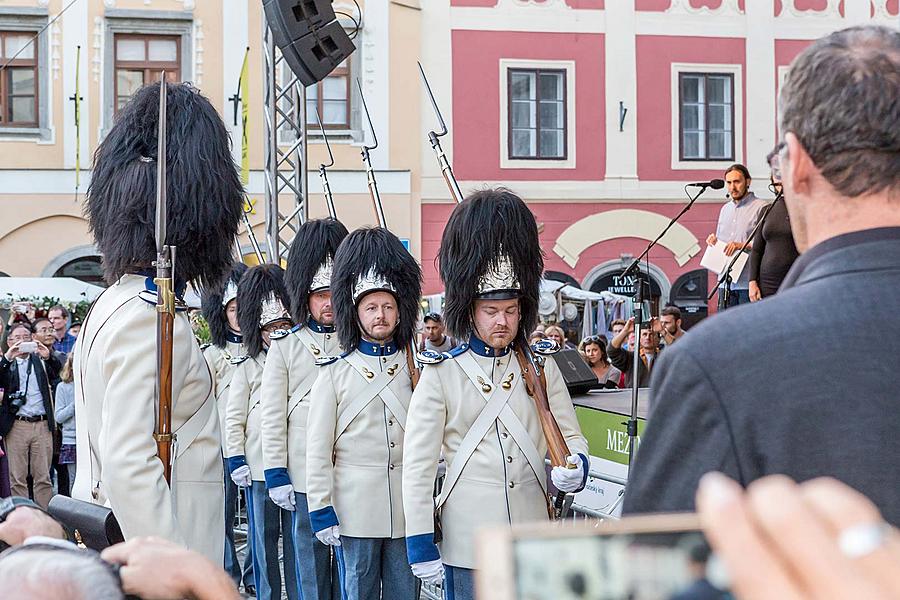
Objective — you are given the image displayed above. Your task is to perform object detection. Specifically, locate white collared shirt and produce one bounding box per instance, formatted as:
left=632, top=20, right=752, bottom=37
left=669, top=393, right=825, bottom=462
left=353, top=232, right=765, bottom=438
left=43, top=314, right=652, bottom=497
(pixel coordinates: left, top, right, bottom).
left=15, top=356, right=46, bottom=417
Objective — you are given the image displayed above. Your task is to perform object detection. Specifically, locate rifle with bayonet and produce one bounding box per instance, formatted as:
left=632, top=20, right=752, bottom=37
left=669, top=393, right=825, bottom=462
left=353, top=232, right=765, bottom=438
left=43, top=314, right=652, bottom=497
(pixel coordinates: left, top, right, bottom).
left=356, top=80, right=419, bottom=388
left=154, top=76, right=176, bottom=485
left=418, top=63, right=575, bottom=517
left=418, top=62, right=464, bottom=205
left=357, top=79, right=387, bottom=229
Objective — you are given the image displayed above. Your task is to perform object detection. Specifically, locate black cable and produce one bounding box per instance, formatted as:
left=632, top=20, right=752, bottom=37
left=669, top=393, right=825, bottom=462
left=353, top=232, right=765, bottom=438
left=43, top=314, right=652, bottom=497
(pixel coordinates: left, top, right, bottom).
left=0, top=0, right=82, bottom=73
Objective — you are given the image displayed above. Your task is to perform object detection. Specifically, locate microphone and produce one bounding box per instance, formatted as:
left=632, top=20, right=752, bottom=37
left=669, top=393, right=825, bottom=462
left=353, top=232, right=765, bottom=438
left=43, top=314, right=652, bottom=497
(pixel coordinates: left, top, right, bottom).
left=687, top=179, right=725, bottom=189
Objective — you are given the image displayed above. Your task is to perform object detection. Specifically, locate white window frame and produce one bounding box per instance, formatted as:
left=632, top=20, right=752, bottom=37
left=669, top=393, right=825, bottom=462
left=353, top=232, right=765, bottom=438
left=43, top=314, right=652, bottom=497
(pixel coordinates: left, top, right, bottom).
left=499, top=58, right=576, bottom=169
left=670, top=62, right=743, bottom=171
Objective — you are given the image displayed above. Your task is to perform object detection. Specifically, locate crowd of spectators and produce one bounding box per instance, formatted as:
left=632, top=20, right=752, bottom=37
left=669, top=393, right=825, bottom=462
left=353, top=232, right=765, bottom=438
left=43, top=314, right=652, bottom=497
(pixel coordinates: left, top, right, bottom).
left=0, top=304, right=81, bottom=506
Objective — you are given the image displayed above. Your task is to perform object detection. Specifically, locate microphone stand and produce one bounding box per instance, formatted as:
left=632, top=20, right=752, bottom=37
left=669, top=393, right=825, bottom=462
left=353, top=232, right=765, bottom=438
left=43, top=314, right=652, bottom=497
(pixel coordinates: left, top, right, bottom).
left=708, top=190, right=783, bottom=308
left=620, top=184, right=713, bottom=467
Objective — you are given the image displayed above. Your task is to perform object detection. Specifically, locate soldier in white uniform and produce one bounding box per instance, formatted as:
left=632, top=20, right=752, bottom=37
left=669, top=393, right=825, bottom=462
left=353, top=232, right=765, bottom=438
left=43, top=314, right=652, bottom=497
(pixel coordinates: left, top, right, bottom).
left=73, top=81, right=244, bottom=564
left=225, top=265, right=298, bottom=600
left=402, top=189, right=590, bottom=599
left=200, top=262, right=253, bottom=590
left=306, top=227, right=422, bottom=600
left=259, top=218, right=348, bottom=600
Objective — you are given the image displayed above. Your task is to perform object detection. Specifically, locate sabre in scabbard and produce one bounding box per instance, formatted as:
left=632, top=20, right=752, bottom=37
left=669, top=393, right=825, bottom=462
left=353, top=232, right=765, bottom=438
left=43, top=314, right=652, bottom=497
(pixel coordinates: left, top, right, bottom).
left=418, top=62, right=464, bottom=205
left=357, top=79, right=387, bottom=228
left=154, top=75, right=176, bottom=485
left=314, top=105, right=338, bottom=220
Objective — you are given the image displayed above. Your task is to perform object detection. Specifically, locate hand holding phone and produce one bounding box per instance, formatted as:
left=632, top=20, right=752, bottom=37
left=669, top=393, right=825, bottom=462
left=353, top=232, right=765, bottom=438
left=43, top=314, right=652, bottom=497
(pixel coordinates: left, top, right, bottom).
left=17, top=341, right=38, bottom=354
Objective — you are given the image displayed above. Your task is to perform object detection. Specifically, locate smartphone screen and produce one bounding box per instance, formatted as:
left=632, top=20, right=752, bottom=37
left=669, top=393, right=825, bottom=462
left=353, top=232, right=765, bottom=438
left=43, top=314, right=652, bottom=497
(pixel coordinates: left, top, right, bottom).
left=477, top=514, right=730, bottom=600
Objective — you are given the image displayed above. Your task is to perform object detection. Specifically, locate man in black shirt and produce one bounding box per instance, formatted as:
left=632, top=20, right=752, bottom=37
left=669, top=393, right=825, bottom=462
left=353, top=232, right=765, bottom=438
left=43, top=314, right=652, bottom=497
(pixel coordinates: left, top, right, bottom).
left=624, top=25, right=900, bottom=525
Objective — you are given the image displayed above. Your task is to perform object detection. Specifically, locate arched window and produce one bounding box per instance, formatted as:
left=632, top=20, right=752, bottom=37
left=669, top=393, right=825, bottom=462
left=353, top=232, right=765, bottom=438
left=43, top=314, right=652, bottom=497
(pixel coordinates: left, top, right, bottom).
left=582, top=260, right=670, bottom=317
left=544, top=270, right=580, bottom=288
left=53, top=256, right=104, bottom=285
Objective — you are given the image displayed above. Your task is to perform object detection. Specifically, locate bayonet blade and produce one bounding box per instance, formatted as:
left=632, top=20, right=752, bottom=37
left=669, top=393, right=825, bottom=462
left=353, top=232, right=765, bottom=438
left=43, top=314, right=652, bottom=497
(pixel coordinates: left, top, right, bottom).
left=155, top=75, right=167, bottom=255
left=357, top=78, right=378, bottom=150
left=314, top=104, right=335, bottom=169
left=418, top=62, right=448, bottom=137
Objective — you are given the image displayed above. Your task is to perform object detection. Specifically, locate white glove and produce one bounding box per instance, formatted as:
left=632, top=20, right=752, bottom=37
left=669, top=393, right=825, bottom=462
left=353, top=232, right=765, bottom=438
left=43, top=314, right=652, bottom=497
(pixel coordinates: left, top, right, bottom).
left=315, top=525, right=341, bottom=547
left=551, top=455, right=585, bottom=493
left=268, top=484, right=296, bottom=511
left=411, top=559, right=444, bottom=586
left=230, top=465, right=252, bottom=488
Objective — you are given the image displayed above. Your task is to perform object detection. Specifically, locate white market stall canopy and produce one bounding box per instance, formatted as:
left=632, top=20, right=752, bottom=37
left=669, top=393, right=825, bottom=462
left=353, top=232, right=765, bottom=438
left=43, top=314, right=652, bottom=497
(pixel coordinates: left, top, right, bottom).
left=540, top=279, right=627, bottom=303
left=0, top=277, right=105, bottom=304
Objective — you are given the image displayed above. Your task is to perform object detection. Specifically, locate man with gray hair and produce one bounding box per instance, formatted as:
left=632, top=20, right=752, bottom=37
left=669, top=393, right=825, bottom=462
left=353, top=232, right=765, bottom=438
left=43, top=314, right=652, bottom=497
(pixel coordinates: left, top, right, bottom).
left=623, top=25, right=900, bottom=525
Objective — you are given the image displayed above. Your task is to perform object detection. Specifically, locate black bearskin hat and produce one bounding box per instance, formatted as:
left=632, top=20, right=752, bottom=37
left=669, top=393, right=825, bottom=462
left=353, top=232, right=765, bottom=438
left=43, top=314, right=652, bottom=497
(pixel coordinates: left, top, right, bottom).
left=332, top=228, right=422, bottom=352
left=201, top=261, right=247, bottom=349
left=237, top=264, right=292, bottom=357
left=284, top=218, right=349, bottom=323
left=438, top=188, right=543, bottom=341
left=86, top=82, right=243, bottom=290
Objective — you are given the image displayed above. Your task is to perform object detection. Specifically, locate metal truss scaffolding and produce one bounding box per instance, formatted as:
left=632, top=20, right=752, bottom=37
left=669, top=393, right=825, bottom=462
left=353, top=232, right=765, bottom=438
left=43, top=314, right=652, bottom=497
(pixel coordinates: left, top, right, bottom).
left=262, top=23, right=308, bottom=264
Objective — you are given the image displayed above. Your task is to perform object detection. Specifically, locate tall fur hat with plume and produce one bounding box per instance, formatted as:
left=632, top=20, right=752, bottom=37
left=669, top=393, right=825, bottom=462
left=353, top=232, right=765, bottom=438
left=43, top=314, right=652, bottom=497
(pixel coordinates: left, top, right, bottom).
left=237, top=264, right=292, bottom=357
left=332, top=228, right=422, bottom=352
left=284, top=218, right=349, bottom=324
left=86, top=82, right=243, bottom=291
left=201, top=261, right=247, bottom=349
left=438, top=188, right=543, bottom=341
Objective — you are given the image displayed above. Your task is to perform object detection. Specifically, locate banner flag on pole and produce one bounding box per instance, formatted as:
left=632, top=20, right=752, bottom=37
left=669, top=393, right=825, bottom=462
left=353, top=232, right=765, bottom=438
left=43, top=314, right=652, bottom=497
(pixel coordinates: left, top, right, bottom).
left=74, top=45, right=81, bottom=191
left=239, top=47, right=250, bottom=186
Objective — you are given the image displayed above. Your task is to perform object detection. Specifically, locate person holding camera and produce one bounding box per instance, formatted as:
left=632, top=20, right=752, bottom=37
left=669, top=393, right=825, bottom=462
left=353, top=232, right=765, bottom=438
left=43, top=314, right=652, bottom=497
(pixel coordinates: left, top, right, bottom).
left=0, top=324, right=59, bottom=508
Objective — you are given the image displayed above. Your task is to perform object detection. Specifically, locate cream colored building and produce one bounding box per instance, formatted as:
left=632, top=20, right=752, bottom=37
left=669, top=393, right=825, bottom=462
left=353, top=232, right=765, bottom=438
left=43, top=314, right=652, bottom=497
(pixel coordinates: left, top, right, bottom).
left=0, top=0, right=424, bottom=282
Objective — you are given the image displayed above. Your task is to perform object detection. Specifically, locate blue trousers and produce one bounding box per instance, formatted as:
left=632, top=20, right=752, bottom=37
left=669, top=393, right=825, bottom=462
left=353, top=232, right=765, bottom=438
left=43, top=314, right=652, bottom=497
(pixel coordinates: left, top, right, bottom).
left=292, top=491, right=335, bottom=600
left=248, top=481, right=299, bottom=600
left=335, top=536, right=418, bottom=600
left=223, top=461, right=253, bottom=587
left=444, top=566, right=475, bottom=600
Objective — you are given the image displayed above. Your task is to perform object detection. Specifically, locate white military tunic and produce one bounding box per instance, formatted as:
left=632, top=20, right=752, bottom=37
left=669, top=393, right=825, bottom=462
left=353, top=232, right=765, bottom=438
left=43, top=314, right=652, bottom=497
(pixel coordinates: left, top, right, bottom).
left=72, top=274, right=224, bottom=563
left=224, top=353, right=266, bottom=480
left=259, top=320, right=341, bottom=491
left=402, top=336, right=588, bottom=569
left=202, top=334, right=244, bottom=456
left=306, top=340, right=412, bottom=538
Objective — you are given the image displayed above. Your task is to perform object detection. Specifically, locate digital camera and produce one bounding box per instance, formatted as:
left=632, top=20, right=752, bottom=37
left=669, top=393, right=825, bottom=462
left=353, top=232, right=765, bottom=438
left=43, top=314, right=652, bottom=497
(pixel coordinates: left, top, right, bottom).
left=7, top=391, right=27, bottom=413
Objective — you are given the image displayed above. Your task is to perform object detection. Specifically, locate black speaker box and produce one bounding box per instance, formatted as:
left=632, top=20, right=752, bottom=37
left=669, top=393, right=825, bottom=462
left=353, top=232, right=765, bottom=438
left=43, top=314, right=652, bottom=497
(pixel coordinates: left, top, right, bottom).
left=281, top=20, right=356, bottom=87
left=264, top=0, right=356, bottom=87
left=551, top=349, right=599, bottom=395
left=264, top=0, right=336, bottom=47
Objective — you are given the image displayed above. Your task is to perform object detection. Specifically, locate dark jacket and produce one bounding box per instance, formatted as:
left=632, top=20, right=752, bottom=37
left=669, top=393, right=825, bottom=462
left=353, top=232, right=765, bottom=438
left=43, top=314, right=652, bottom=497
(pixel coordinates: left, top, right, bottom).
left=608, top=342, right=659, bottom=388
left=0, top=353, right=59, bottom=436
left=623, top=228, right=900, bottom=525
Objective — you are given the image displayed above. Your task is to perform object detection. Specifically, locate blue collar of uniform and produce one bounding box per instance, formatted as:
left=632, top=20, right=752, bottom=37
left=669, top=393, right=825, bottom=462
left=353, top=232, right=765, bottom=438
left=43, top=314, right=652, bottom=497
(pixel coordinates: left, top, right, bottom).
left=225, top=330, right=242, bottom=344
left=467, top=335, right=510, bottom=357
left=358, top=339, right=398, bottom=356
left=307, top=318, right=335, bottom=334
left=141, top=272, right=187, bottom=301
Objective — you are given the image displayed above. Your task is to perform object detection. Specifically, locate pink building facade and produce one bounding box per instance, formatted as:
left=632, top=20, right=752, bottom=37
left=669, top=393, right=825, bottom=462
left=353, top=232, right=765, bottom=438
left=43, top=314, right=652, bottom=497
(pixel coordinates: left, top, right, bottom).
left=417, top=0, right=899, bottom=324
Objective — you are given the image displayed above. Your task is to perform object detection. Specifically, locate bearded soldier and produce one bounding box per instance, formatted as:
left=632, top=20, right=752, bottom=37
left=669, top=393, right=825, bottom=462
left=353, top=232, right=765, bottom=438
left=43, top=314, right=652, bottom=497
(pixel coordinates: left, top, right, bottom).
left=201, top=262, right=253, bottom=589
left=259, top=218, right=348, bottom=600
left=306, top=227, right=422, bottom=600
left=225, top=265, right=298, bottom=600
left=402, top=189, right=590, bottom=598
left=74, top=82, right=243, bottom=562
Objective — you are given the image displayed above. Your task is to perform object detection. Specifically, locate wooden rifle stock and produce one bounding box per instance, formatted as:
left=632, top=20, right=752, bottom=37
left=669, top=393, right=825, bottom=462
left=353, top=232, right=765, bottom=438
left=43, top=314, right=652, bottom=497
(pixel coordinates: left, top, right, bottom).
left=154, top=249, right=176, bottom=485
left=406, top=342, right=420, bottom=390
left=514, top=343, right=569, bottom=466
left=514, top=341, right=573, bottom=519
